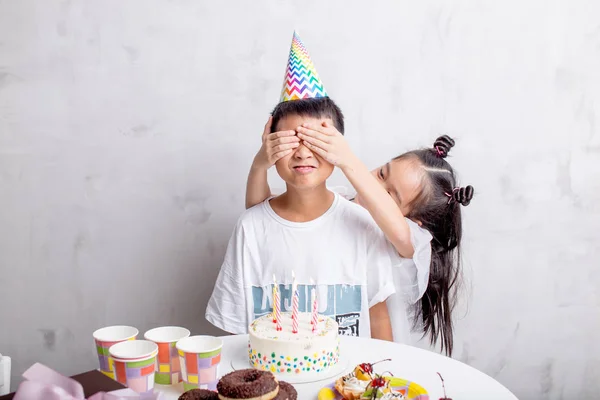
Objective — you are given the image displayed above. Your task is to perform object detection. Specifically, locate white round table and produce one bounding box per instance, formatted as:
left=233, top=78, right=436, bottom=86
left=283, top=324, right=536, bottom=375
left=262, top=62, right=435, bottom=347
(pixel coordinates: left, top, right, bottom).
left=155, top=335, right=518, bottom=400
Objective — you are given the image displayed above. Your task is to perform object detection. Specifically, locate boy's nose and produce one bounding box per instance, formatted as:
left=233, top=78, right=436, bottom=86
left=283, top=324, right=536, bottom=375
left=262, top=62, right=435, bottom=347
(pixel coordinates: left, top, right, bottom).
left=294, top=142, right=313, bottom=159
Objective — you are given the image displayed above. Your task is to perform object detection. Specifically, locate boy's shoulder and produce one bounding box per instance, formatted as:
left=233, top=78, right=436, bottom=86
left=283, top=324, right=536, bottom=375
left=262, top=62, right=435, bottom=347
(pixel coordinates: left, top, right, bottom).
left=336, top=196, right=377, bottom=223
left=235, top=200, right=270, bottom=227
left=233, top=195, right=377, bottom=233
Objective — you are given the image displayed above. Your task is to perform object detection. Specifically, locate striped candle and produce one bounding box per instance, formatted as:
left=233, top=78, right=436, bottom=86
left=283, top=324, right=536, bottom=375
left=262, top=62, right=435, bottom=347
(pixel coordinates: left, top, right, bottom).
left=272, top=275, right=278, bottom=323
left=275, top=289, right=282, bottom=331
left=291, top=290, right=299, bottom=333
left=311, top=287, right=318, bottom=332
left=291, top=271, right=299, bottom=333
left=275, top=314, right=282, bottom=331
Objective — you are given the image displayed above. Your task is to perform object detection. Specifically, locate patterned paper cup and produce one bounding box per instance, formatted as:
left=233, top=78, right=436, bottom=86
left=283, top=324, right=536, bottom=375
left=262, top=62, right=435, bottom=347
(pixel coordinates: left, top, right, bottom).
left=93, top=325, right=138, bottom=379
left=144, top=326, right=190, bottom=385
left=109, top=340, right=159, bottom=393
left=176, top=336, right=223, bottom=391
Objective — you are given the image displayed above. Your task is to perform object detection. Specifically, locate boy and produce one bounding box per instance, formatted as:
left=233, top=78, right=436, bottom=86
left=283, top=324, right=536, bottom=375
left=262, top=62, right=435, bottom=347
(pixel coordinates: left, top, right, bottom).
left=205, top=33, right=397, bottom=339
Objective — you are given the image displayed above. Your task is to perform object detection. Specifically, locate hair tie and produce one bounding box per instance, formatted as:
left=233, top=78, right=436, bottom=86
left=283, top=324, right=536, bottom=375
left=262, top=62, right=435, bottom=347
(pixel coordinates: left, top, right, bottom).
left=435, top=146, right=445, bottom=157
left=444, top=188, right=460, bottom=204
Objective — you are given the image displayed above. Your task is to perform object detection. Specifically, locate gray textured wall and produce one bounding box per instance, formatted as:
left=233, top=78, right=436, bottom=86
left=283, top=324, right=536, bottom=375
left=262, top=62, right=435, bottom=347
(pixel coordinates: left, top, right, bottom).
left=1, top=1, right=599, bottom=398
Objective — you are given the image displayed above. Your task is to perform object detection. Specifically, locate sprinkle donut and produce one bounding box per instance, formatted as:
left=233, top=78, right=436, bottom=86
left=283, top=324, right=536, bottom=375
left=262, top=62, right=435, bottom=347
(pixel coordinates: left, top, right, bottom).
left=217, top=369, right=279, bottom=400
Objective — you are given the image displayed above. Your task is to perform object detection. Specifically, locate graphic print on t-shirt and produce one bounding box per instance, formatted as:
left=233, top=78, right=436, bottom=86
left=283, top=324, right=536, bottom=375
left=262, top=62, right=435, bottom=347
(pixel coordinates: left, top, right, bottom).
left=251, top=284, right=362, bottom=336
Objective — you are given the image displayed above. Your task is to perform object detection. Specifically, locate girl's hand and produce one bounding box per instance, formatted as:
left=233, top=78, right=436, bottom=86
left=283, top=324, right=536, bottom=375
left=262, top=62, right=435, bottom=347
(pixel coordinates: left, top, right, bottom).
left=296, top=121, right=357, bottom=169
left=252, top=116, right=300, bottom=170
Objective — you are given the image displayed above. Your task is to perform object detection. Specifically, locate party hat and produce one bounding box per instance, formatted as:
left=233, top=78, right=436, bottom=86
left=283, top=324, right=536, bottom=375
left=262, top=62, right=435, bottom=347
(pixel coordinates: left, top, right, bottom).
left=279, top=31, right=328, bottom=102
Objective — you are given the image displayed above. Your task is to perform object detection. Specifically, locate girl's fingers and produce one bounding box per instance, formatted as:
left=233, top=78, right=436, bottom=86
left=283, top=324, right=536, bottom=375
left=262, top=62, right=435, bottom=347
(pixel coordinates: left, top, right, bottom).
left=263, top=116, right=273, bottom=137
left=267, top=130, right=296, bottom=141
left=272, top=143, right=299, bottom=153
left=302, top=141, right=329, bottom=158
left=272, top=149, right=293, bottom=161
left=303, top=122, right=337, bottom=136
left=297, top=132, right=330, bottom=151
left=271, top=136, right=300, bottom=145
left=297, top=126, right=331, bottom=143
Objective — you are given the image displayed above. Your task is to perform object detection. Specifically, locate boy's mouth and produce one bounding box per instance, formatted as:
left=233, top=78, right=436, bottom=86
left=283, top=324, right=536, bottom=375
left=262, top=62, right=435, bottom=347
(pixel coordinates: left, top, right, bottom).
left=293, top=165, right=316, bottom=174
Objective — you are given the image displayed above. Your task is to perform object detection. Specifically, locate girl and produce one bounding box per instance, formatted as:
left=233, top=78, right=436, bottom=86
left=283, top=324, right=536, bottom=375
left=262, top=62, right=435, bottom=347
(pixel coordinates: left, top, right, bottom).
left=246, top=117, right=474, bottom=356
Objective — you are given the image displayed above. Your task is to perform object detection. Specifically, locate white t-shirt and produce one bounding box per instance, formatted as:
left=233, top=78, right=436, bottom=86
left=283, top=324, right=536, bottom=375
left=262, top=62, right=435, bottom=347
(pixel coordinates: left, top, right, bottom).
left=386, top=219, right=433, bottom=344
left=205, top=193, right=397, bottom=338
left=325, top=186, right=434, bottom=345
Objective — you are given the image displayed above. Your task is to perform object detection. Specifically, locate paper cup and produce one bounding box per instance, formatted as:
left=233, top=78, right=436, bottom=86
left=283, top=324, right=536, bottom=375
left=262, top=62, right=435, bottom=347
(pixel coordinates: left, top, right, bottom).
left=110, top=340, right=159, bottom=393
left=110, top=339, right=158, bottom=360
left=144, top=326, right=190, bottom=385
left=176, top=336, right=223, bottom=391
left=93, top=325, right=138, bottom=379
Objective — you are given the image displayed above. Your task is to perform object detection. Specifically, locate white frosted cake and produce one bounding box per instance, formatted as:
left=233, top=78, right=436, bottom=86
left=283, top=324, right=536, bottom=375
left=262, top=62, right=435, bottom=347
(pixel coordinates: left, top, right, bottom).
left=248, top=312, right=340, bottom=378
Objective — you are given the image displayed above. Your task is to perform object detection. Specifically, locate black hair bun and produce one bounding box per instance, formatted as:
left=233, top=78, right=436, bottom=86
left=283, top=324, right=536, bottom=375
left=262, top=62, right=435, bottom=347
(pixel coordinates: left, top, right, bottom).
left=452, top=185, right=474, bottom=206
left=433, top=135, right=455, bottom=158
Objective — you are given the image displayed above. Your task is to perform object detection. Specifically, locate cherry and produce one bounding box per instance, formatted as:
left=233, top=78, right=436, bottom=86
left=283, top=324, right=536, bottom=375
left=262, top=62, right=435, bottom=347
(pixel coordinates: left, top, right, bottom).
left=371, top=377, right=386, bottom=389
left=437, top=372, right=452, bottom=400
left=358, top=358, right=391, bottom=374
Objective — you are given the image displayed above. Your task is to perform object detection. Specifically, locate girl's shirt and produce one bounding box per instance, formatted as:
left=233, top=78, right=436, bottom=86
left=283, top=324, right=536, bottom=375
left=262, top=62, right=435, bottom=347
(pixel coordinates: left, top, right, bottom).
left=387, top=218, right=432, bottom=344
left=333, top=186, right=433, bottom=344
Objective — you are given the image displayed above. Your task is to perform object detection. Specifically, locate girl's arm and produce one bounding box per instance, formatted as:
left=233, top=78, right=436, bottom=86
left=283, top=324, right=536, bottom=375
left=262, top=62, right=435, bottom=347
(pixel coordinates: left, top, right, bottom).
left=341, top=157, right=414, bottom=258
left=369, top=301, right=393, bottom=341
left=297, top=122, right=414, bottom=258
left=245, top=117, right=300, bottom=209
left=245, top=163, right=272, bottom=209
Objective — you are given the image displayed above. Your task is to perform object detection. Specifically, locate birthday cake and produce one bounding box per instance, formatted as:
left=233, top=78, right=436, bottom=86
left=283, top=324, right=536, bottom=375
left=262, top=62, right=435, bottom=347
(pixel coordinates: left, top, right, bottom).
left=248, top=312, right=340, bottom=378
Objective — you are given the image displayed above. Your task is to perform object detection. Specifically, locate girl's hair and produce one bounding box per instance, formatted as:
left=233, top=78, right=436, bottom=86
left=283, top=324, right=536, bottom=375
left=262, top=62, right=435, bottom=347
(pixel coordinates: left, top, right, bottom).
left=395, top=135, right=474, bottom=356
left=271, top=97, right=345, bottom=134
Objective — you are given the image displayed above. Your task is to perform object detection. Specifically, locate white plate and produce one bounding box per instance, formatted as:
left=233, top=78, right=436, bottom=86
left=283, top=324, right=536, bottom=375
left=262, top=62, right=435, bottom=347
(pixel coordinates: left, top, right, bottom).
left=230, top=346, right=350, bottom=385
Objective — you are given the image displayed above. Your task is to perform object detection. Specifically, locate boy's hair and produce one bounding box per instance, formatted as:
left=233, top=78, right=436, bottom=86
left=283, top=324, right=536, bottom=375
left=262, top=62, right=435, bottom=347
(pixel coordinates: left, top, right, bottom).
left=396, top=135, right=474, bottom=357
left=271, top=97, right=345, bottom=135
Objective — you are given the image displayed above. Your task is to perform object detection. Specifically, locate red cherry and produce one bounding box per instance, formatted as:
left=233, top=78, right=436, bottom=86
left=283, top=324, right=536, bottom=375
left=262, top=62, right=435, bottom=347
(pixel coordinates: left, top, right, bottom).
left=371, top=377, right=386, bottom=389
left=437, top=372, right=451, bottom=400
left=358, top=359, right=391, bottom=375
left=359, top=363, right=373, bottom=374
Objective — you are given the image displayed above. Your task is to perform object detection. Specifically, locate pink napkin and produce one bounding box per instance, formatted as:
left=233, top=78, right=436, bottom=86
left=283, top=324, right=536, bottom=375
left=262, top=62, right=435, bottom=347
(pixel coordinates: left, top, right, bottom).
left=12, top=363, right=163, bottom=400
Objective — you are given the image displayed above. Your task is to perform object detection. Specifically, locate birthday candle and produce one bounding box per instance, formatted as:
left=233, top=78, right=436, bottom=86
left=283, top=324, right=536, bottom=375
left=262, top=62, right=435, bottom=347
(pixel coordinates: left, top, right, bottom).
left=291, top=271, right=299, bottom=333
left=272, top=275, right=279, bottom=324
left=309, top=279, right=315, bottom=325
left=275, top=293, right=282, bottom=332
left=311, top=285, right=318, bottom=332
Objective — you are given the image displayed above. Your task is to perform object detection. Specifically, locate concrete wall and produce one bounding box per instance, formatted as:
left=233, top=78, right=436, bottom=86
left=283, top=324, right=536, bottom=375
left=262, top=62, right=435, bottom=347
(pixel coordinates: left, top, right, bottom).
left=1, top=1, right=599, bottom=398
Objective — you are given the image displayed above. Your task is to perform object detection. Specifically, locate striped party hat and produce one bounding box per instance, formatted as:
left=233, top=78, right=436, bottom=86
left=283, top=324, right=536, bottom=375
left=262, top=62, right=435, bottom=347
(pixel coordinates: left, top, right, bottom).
left=279, top=31, right=328, bottom=102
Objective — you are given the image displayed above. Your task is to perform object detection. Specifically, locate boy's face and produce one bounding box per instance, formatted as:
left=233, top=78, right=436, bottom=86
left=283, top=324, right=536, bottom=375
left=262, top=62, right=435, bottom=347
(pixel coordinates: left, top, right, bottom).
left=274, top=115, right=335, bottom=190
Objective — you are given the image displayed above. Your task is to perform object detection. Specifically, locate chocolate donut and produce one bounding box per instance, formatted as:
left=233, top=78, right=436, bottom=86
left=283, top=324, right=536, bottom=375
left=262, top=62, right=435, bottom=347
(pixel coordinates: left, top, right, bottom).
left=273, top=381, right=297, bottom=400
left=179, top=388, right=219, bottom=400
left=217, top=369, right=279, bottom=400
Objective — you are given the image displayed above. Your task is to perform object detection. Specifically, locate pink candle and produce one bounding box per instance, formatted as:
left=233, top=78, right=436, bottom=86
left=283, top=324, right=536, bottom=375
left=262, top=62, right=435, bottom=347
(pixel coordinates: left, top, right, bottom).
left=311, top=287, right=318, bottom=332
left=275, top=301, right=282, bottom=331
left=291, top=272, right=299, bottom=333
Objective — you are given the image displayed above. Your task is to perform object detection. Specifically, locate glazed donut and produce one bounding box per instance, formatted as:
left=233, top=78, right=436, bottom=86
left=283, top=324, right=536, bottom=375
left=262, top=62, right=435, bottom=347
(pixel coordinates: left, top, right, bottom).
left=273, top=381, right=297, bottom=400
left=178, top=388, right=219, bottom=400
left=217, top=369, right=279, bottom=400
